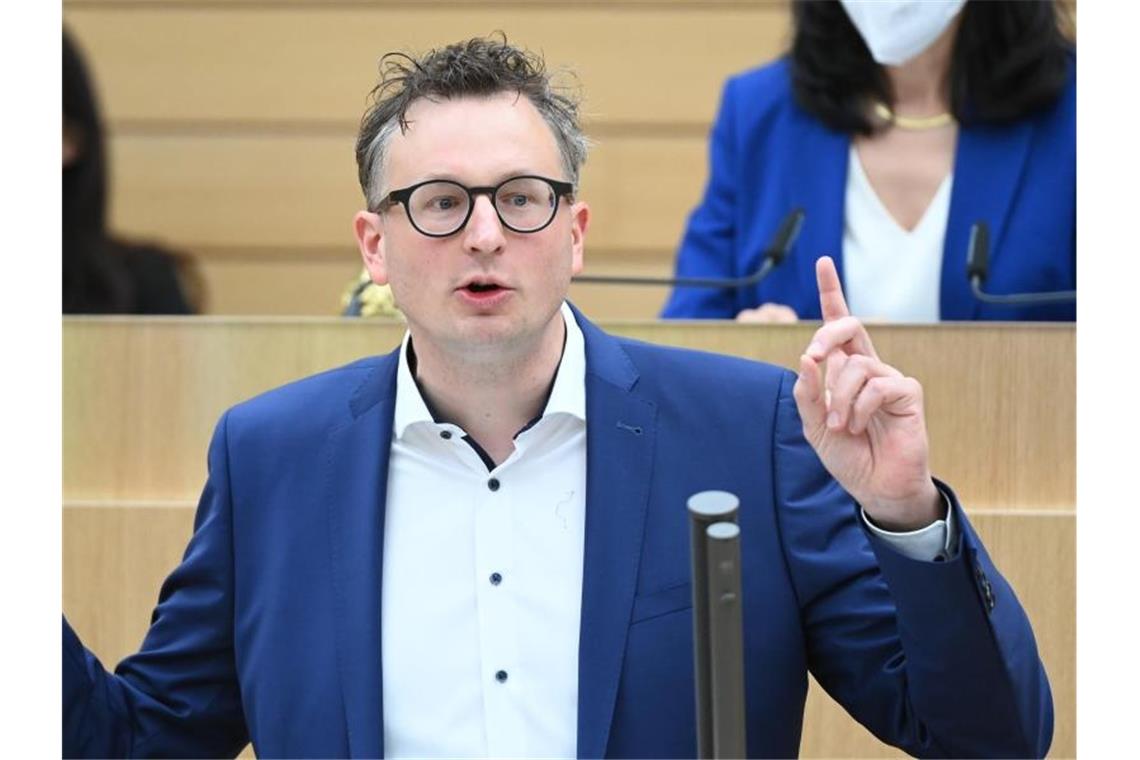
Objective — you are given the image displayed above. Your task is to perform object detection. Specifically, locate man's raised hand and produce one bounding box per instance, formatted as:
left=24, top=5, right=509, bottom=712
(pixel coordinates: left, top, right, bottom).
left=792, top=256, right=942, bottom=530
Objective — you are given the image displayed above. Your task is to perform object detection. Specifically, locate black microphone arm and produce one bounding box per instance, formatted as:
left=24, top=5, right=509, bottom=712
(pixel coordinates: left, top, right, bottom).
left=572, top=208, right=805, bottom=289
left=966, top=222, right=1076, bottom=306
left=343, top=278, right=370, bottom=317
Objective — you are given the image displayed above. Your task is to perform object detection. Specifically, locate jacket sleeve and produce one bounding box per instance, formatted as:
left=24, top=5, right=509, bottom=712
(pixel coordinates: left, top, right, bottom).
left=769, top=371, right=1053, bottom=758
left=63, top=412, right=249, bottom=758
left=660, top=76, right=743, bottom=319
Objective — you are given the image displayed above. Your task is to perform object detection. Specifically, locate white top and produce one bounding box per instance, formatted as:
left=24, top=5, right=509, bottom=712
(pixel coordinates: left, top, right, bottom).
left=842, top=145, right=953, bottom=323
left=379, top=301, right=953, bottom=758
left=382, top=302, right=587, bottom=759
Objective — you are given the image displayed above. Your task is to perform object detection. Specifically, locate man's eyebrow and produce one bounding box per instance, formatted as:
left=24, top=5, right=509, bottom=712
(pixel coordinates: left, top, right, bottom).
left=393, top=170, right=554, bottom=189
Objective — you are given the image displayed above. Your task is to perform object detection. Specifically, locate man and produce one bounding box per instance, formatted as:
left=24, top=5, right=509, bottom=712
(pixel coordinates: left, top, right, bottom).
left=64, top=37, right=1052, bottom=758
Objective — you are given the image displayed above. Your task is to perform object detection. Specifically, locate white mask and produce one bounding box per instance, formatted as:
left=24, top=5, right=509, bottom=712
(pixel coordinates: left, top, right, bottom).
left=838, top=0, right=967, bottom=66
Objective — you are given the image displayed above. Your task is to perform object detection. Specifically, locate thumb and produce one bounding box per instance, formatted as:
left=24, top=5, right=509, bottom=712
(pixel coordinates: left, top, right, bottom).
left=792, top=354, right=827, bottom=444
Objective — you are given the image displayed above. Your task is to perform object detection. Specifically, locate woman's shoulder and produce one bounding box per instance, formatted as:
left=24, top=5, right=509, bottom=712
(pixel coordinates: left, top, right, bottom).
left=717, top=56, right=819, bottom=137
left=722, top=56, right=795, bottom=111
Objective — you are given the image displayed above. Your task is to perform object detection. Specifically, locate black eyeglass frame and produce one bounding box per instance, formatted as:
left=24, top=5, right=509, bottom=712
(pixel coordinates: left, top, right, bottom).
left=376, top=175, right=576, bottom=238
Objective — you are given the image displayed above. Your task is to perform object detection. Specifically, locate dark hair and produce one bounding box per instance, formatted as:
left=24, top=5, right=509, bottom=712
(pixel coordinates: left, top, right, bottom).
left=354, top=35, right=587, bottom=210
left=63, top=28, right=199, bottom=314
left=789, top=0, right=1074, bottom=135
left=63, top=28, right=131, bottom=312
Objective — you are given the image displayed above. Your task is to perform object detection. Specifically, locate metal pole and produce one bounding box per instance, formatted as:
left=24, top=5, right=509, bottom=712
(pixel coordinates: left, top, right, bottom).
left=687, top=491, right=740, bottom=759
left=706, top=521, right=746, bottom=758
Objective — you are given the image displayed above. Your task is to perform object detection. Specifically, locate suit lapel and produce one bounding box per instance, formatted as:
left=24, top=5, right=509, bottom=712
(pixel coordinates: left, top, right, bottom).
left=324, top=352, right=399, bottom=759
left=573, top=309, right=657, bottom=759
left=322, top=318, right=657, bottom=758
left=941, top=119, right=1034, bottom=319
left=787, top=115, right=848, bottom=318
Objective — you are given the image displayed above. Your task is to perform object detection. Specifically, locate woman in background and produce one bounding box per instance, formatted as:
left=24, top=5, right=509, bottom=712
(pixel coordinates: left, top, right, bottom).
left=661, top=0, right=1074, bottom=322
left=64, top=29, right=200, bottom=314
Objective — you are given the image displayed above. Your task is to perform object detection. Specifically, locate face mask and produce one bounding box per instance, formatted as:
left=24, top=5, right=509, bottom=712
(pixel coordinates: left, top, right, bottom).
left=838, top=0, right=967, bottom=66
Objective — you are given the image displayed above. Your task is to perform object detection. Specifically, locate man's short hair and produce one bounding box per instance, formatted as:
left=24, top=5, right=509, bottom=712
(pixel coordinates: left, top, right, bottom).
left=355, top=35, right=588, bottom=211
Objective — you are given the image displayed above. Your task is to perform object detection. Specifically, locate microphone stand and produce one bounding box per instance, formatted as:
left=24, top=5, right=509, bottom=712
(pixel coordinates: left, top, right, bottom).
left=572, top=209, right=805, bottom=289
left=966, top=222, right=1076, bottom=305
left=688, top=490, right=747, bottom=759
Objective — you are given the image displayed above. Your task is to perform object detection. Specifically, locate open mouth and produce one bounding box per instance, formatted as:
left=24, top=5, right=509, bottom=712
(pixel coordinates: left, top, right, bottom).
left=465, top=282, right=503, bottom=294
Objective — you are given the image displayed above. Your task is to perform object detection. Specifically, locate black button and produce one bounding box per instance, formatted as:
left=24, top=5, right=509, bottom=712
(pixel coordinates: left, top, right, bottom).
left=440, top=430, right=452, bottom=440
left=488, top=478, right=500, bottom=492
left=490, top=572, right=502, bottom=586
left=495, top=670, right=508, bottom=683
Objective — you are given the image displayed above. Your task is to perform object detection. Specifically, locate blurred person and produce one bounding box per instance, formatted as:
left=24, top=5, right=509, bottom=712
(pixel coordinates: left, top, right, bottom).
left=63, top=37, right=1051, bottom=758
left=662, top=0, right=1075, bottom=322
left=340, top=267, right=403, bottom=317
left=63, top=28, right=201, bottom=314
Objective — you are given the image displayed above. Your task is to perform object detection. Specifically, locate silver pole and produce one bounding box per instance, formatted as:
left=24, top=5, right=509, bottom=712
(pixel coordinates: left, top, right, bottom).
left=687, top=491, right=740, bottom=758
left=706, top=521, right=747, bottom=758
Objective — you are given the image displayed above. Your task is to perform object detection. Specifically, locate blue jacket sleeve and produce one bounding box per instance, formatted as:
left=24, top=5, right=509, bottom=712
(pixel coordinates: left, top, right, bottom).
left=661, top=77, right=742, bottom=319
left=63, top=412, right=249, bottom=758
left=770, top=371, right=1053, bottom=758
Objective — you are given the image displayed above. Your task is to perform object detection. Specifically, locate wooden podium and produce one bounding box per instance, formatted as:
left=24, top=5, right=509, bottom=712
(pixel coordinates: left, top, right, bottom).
left=63, top=317, right=1075, bottom=758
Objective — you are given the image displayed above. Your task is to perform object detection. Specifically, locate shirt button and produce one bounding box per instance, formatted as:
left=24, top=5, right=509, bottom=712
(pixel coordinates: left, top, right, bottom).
left=495, top=670, right=508, bottom=683
left=490, top=572, right=502, bottom=586
left=439, top=430, right=452, bottom=440
left=488, top=478, right=500, bottom=492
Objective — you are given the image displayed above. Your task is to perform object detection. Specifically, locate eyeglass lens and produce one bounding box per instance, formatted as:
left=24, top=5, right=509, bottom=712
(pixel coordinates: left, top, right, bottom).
left=407, top=177, right=558, bottom=235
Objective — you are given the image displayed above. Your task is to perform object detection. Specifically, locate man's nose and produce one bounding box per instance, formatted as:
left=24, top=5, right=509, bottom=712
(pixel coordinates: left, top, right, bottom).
left=462, top=195, right=506, bottom=254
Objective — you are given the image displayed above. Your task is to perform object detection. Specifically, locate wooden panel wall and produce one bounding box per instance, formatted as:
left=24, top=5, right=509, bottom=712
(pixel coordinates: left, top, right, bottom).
left=62, top=0, right=791, bottom=317
left=64, top=504, right=1074, bottom=759
left=64, top=320, right=1075, bottom=508
left=62, top=318, right=1076, bottom=757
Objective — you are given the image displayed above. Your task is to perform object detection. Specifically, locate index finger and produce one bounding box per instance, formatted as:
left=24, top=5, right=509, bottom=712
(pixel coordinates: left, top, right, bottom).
left=816, top=256, right=850, bottom=322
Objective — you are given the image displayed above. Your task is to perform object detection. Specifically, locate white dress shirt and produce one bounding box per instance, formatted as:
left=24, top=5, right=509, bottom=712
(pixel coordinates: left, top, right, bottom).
left=843, top=145, right=953, bottom=323
left=382, top=302, right=587, bottom=759
left=380, top=302, right=954, bottom=758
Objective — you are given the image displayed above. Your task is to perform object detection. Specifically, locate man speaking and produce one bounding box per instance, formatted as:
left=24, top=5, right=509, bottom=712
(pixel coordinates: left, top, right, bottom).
left=63, top=37, right=1052, bottom=758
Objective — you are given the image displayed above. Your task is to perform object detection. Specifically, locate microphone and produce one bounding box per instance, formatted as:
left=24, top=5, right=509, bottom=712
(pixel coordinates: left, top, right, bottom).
left=966, top=222, right=1076, bottom=305
left=343, top=278, right=370, bottom=317
left=572, top=208, right=805, bottom=288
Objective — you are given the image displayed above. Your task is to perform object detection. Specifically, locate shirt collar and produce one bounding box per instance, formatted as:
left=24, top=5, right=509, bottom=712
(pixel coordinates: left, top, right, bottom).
left=393, top=302, right=587, bottom=440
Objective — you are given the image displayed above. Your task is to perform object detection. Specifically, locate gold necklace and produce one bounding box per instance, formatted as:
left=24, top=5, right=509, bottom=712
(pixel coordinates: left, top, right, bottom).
left=873, top=102, right=955, bottom=130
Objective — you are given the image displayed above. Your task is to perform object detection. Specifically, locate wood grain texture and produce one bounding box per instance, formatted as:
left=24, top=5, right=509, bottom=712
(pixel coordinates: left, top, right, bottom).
left=612, top=322, right=1077, bottom=510
left=103, top=133, right=708, bottom=253
left=62, top=504, right=1074, bottom=758
left=63, top=3, right=786, bottom=128
left=195, top=251, right=672, bottom=317
left=64, top=319, right=1075, bottom=509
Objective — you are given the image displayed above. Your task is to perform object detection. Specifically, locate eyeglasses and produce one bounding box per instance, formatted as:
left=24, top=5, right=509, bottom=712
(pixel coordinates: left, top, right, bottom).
left=377, top=175, right=575, bottom=238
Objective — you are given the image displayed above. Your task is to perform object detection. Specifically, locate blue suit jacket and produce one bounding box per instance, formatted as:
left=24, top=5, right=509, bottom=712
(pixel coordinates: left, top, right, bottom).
left=63, top=307, right=1052, bottom=758
left=661, top=57, right=1076, bottom=321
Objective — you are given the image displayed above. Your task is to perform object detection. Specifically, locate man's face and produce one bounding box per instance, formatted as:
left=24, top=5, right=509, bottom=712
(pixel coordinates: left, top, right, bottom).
left=354, top=92, right=588, bottom=363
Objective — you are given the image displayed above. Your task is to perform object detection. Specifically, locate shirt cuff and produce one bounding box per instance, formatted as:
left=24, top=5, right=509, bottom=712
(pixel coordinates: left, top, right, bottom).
left=861, top=489, right=958, bottom=562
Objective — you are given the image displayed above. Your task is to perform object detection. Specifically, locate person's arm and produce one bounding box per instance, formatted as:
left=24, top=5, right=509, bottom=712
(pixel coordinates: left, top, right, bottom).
left=771, top=374, right=1052, bottom=757
left=63, top=412, right=249, bottom=758
left=660, top=78, right=743, bottom=319
left=773, top=256, right=1052, bottom=756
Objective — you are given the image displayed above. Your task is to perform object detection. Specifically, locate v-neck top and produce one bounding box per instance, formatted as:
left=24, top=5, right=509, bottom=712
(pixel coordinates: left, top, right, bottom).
left=842, top=145, right=954, bottom=323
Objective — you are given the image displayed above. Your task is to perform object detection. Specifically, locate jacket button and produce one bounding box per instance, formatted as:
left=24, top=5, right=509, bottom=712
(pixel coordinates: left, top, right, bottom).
left=488, top=478, right=500, bottom=492
left=490, top=572, right=502, bottom=586
left=495, top=670, right=508, bottom=683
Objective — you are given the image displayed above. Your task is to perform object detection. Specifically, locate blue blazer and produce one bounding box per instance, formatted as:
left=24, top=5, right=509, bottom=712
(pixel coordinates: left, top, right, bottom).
left=661, top=58, right=1076, bottom=321
left=64, top=307, right=1052, bottom=758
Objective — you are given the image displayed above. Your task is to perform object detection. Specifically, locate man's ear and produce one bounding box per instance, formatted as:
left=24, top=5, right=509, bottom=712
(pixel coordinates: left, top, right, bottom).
left=568, top=200, right=589, bottom=276
left=353, top=210, right=389, bottom=285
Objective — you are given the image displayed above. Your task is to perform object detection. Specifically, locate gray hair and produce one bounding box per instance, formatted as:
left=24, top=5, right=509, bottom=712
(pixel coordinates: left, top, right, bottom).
left=355, top=36, right=589, bottom=210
